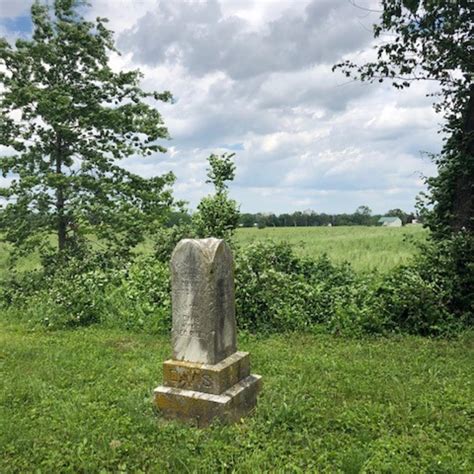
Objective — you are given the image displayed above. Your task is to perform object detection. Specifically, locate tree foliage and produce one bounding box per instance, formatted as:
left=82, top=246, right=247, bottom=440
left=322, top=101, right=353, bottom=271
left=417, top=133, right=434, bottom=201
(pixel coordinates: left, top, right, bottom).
left=334, top=0, right=473, bottom=237
left=0, top=0, right=174, bottom=256
left=386, top=208, right=409, bottom=225
left=193, top=153, right=240, bottom=240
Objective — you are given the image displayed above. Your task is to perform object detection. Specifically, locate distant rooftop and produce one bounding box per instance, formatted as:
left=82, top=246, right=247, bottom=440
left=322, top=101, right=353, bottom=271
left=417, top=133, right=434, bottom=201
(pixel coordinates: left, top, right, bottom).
left=378, top=217, right=401, bottom=223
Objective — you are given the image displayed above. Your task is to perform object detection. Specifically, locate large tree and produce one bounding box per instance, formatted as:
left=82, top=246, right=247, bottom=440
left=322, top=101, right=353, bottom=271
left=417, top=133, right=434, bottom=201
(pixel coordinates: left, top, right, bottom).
left=0, top=0, right=174, bottom=255
left=335, top=0, right=473, bottom=237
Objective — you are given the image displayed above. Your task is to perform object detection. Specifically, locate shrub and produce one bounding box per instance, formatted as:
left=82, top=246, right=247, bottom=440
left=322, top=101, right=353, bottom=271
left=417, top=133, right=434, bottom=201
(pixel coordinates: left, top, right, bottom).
left=372, top=266, right=454, bottom=335
left=1, top=267, right=118, bottom=329
left=415, top=232, right=473, bottom=325
left=193, top=153, right=240, bottom=240
left=103, top=256, right=171, bottom=333
left=234, top=241, right=357, bottom=332
left=153, top=223, right=196, bottom=262
left=0, top=248, right=171, bottom=332
left=331, top=233, right=473, bottom=336
left=1, top=233, right=471, bottom=337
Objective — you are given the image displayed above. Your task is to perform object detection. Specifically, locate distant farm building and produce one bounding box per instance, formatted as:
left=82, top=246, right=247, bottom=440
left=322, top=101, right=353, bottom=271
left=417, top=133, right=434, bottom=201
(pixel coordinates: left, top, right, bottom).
left=378, top=216, right=402, bottom=227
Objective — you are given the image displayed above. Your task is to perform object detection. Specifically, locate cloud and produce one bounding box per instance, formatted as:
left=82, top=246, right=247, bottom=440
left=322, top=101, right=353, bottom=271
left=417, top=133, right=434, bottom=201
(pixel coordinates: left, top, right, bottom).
left=0, top=0, right=32, bottom=18
left=119, top=0, right=374, bottom=79
left=1, top=0, right=442, bottom=214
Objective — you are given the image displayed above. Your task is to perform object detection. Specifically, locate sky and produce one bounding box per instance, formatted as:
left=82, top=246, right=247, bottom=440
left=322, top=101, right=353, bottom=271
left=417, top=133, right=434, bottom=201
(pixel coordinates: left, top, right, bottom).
left=0, top=0, right=442, bottom=214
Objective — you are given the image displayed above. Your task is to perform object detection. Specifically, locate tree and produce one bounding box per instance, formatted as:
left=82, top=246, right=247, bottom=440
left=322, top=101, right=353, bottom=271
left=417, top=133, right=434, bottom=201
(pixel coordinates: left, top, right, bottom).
left=0, top=0, right=174, bottom=257
left=355, top=205, right=372, bottom=216
left=386, top=208, right=408, bottom=225
left=354, top=205, right=372, bottom=226
left=239, top=213, right=256, bottom=228
left=193, top=153, right=240, bottom=240
left=334, top=0, right=473, bottom=237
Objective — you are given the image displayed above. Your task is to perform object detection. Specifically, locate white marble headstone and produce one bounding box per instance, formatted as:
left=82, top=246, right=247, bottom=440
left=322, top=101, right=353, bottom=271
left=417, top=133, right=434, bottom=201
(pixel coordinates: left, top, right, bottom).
left=170, top=238, right=237, bottom=365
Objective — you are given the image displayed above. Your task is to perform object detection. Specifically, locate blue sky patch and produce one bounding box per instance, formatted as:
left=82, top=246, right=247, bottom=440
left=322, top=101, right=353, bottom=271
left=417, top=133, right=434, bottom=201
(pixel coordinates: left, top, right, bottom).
left=0, top=15, right=32, bottom=35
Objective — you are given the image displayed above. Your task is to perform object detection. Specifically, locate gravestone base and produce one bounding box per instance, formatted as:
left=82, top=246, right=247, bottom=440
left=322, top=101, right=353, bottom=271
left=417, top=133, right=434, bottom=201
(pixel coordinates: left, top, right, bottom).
left=154, top=352, right=262, bottom=427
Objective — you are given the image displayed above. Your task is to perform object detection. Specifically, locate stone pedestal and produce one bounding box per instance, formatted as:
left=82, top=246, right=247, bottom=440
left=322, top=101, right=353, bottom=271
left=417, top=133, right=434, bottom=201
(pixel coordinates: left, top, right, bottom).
left=154, top=352, right=262, bottom=426
left=153, top=239, right=261, bottom=427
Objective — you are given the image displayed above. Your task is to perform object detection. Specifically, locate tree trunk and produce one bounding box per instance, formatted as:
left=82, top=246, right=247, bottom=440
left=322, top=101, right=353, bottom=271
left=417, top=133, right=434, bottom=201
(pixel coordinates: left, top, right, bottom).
left=452, top=84, right=474, bottom=233
left=55, top=135, right=67, bottom=251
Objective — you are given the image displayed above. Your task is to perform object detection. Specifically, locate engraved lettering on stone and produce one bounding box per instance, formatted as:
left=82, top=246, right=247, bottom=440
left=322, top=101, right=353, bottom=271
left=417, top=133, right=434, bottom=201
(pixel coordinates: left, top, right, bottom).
left=201, top=374, right=212, bottom=388
left=171, top=238, right=237, bottom=364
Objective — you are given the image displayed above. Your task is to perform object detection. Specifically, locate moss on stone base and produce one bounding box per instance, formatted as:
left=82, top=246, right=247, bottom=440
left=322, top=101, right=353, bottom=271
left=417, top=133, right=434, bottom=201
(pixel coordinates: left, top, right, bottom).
left=162, top=352, right=250, bottom=395
left=154, top=374, right=262, bottom=427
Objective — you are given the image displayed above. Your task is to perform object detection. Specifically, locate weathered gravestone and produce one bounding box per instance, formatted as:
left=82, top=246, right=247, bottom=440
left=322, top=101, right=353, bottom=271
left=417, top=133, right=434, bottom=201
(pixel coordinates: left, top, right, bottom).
left=154, top=238, right=262, bottom=426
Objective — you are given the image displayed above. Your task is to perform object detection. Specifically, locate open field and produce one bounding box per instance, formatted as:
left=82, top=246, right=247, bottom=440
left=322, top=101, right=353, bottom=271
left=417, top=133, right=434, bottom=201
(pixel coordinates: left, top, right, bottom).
left=236, top=225, right=428, bottom=273
left=0, top=320, right=472, bottom=472
left=0, top=225, right=427, bottom=278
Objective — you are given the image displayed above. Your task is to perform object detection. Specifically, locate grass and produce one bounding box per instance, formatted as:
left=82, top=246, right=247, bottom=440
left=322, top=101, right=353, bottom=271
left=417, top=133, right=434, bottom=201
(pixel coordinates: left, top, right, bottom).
left=0, top=226, right=427, bottom=278
left=1, top=225, right=468, bottom=471
left=235, top=225, right=427, bottom=273
left=0, top=242, right=41, bottom=278
left=1, top=320, right=472, bottom=473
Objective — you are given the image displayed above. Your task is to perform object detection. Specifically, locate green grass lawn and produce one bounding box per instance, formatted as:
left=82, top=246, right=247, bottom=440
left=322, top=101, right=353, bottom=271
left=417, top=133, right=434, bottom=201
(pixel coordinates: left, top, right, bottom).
left=1, top=320, right=472, bottom=473
left=236, top=225, right=427, bottom=273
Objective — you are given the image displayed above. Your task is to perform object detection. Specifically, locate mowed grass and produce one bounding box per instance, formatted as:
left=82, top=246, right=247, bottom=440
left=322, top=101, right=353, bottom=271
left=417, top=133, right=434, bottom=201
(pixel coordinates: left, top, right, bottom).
left=236, top=225, right=428, bottom=273
left=1, top=320, right=472, bottom=473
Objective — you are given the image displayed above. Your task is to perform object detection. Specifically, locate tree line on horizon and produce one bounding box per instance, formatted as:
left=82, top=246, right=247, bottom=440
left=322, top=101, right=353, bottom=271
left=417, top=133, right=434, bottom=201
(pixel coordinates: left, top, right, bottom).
left=166, top=206, right=417, bottom=229
left=238, top=208, right=417, bottom=228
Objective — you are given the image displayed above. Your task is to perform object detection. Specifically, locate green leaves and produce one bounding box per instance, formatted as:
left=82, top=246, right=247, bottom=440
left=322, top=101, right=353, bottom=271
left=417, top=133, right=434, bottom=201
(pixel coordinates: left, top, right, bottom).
left=193, top=153, right=240, bottom=240
left=205, top=152, right=236, bottom=193
left=0, top=0, right=174, bottom=254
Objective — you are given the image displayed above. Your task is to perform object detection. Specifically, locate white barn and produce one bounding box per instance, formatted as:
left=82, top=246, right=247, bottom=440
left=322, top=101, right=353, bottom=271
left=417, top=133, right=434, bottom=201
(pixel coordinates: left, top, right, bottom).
left=378, top=216, right=402, bottom=227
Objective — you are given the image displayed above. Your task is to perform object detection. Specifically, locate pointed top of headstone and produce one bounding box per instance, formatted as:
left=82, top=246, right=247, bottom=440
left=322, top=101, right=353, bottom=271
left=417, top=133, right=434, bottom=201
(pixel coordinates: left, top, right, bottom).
left=170, top=238, right=237, bottom=364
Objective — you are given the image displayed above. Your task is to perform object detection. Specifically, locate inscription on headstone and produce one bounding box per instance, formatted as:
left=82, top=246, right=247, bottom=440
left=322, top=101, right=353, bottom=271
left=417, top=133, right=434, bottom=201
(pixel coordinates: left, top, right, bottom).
left=171, top=238, right=237, bottom=364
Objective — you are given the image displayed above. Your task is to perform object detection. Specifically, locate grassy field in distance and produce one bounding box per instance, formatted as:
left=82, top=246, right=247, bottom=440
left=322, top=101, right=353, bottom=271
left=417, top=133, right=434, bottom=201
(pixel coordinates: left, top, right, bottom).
left=0, top=225, right=428, bottom=277
left=235, top=225, right=428, bottom=273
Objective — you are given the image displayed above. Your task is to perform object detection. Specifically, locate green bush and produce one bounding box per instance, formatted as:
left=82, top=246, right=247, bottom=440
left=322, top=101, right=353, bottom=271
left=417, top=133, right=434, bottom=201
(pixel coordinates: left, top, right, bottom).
left=1, top=234, right=472, bottom=337
left=192, top=153, right=240, bottom=240
left=153, top=223, right=196, bottom=262
left=372, top=266, right=454, bottom=335
left=416, top=233, right=473, bottom=324
left=331, top=234, right=473, bottom=336
left=234, top=241, right=357, bottom=332
left=0, top=250, right=171, bottom=333
left=102, top=256, right=171, bottom=333
left=2, top=270, right=115, bottom=329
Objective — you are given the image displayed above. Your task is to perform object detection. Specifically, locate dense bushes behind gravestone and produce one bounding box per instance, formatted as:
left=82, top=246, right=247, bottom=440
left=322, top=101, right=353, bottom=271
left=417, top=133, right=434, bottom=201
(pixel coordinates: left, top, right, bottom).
left=1, top=249, right=172, bottom=332
left=1, top=236, right=472, bottom=336
left=234, top=241, right=357, bottom=331
left=331, top=234, right=474, bottom=336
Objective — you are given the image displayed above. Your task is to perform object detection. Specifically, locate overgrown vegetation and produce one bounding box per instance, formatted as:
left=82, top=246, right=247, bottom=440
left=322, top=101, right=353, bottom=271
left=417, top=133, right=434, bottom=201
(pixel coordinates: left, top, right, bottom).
left=193, top=152, right=240, bottom=240
left=2, top=235, right=471, bottom=336
left=236, top=225, right=427, bottom=272
left=0, top=0, right=470, bottom=339
left=153, top=152, right=240, bottom=261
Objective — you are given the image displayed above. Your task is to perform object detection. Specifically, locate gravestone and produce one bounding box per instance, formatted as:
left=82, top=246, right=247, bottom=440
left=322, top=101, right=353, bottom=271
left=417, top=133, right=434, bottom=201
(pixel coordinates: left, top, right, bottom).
left=154, top=238, right=262, bottom=426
